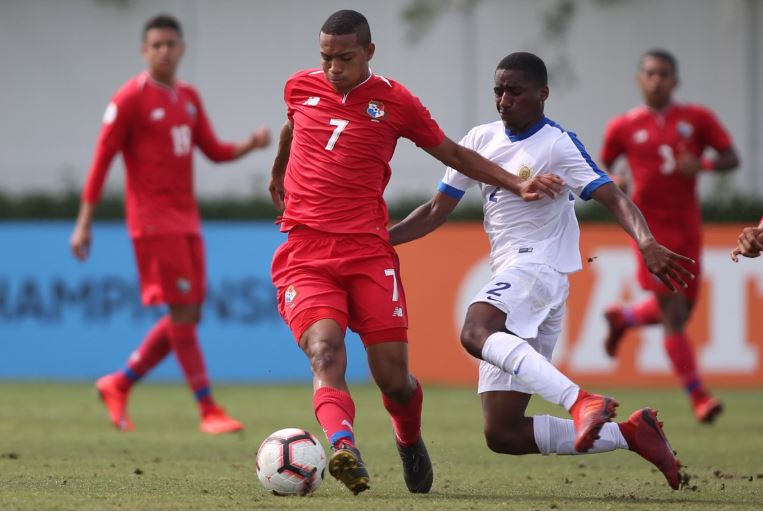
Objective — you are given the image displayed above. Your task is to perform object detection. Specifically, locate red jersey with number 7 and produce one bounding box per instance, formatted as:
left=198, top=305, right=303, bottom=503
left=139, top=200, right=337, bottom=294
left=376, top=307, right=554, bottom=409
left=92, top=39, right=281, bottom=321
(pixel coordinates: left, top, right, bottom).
left=279, top=69, right=445, bottom=239
left=600, top=103, right=733, bottom=229
left=82, top=71, right=238, bottom=238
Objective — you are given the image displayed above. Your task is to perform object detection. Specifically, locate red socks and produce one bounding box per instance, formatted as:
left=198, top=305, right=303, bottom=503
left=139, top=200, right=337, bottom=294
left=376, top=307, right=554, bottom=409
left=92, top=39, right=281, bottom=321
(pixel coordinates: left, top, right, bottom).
left=624, top=296, right=661, bottom=327
left=118, top=315, right=172, bottom=390
left=664, top=332, right=707, bottom=401
left=314, top=387, right=356, bottom=448
left=168, top=322, right=215, bottom=415
left=382, top=379, right=423, bottom=447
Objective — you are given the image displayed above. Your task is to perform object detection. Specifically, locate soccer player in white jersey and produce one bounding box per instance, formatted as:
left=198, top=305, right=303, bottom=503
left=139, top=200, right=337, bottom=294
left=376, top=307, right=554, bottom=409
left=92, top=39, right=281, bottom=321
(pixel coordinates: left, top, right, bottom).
left=389, top=52, right=694, bottom=490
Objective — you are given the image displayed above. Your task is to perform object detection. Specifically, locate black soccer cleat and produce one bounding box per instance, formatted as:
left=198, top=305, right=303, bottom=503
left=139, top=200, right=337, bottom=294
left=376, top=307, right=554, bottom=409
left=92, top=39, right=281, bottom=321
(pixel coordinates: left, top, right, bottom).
left=396, top=436, right=433, bottom=493
left=328, top=443, right=370, bottom=495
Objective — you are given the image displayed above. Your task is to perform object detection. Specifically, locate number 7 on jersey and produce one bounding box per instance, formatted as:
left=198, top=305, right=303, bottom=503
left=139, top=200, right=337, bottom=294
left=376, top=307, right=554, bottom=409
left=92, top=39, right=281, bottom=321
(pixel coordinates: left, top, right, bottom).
left=325, top=118, right=349, bottom=151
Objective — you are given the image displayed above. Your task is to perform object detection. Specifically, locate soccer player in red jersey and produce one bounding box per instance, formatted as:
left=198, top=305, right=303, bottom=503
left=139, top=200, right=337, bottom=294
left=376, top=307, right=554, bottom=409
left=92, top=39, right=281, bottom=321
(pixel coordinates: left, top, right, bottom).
left=70, top=14, right=270, bottom=434
left=268, top=10, right=563, bottom=495
left=731, top=216, right=763, bottom=261
left=600, top=49, right=739, bottom=424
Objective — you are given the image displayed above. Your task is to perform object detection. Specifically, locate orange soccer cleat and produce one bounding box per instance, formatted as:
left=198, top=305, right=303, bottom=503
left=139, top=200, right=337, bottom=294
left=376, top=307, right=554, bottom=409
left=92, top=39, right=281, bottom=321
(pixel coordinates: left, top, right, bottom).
left=620, top=408, right=683, bottom=490
left=569, top=390, right=618, bottom=453
left=693, top=395, right=723, bottom=424
left=96, top=374, right=134, bottom=432
left=603, top=306, right=629, bottom=358
left=199, top=406, right=244, bottom=434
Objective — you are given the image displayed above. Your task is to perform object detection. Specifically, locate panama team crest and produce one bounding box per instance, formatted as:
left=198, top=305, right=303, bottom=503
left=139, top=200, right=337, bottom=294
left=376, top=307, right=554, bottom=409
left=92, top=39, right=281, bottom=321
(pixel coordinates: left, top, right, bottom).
left=518, top=164, right=533, bottom=181
left=366, top=100, right=385, bottom=119
left=284, top=285, right=297, bottom=305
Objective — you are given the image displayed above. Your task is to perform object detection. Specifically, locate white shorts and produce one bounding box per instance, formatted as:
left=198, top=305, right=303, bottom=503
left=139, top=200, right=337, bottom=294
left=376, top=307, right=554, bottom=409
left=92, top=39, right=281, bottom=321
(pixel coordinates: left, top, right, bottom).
left=473, top=264, right=569, bottom=394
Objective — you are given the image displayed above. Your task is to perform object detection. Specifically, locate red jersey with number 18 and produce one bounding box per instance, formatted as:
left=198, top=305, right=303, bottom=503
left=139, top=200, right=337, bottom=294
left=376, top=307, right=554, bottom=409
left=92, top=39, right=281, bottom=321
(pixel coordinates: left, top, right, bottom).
left=600, top=103, right=732, bottom=230
left=279, top=69, right=445, bottom=239
left=82, top=71, right=238, bottom=238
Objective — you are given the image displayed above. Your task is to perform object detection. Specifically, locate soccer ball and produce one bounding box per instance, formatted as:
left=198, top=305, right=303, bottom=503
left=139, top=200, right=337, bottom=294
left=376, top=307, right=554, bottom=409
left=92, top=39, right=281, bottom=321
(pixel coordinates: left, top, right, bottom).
left=256, top=428, right=327, bottom=496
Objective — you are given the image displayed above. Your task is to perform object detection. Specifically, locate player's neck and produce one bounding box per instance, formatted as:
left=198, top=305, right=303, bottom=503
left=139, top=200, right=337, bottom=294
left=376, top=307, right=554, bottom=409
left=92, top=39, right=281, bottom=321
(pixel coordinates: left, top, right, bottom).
left=645, top=99, right=671, bottom=113
left=148, top=70, right=176, bottom=88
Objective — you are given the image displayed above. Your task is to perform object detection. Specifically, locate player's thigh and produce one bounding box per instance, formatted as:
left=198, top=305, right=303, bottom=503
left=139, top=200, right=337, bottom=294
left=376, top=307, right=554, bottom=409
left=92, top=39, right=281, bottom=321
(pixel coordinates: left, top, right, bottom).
left=342, top=238, right=408, bottom=339
left=271, top=238, right=349, bottom=341
left=471, top=264, right=568, bottom=341
left=132, top=234, right=205, bottom=306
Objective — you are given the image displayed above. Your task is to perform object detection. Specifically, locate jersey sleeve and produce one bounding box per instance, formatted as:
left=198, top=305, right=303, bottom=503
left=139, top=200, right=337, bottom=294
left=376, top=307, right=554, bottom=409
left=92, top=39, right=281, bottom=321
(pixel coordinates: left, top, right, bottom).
left=695, top=105, right=733, bottom=153
left=82, top=86, right=135, bottom=205
left=189, top=88, right=237, bottom=162
left=551, top=131, right=612, bottom=201
left=599, top=116, right=625, bottom=169
left=396, top=85, right=446, bottom=149
left=438, top=130, right=478, bottom=200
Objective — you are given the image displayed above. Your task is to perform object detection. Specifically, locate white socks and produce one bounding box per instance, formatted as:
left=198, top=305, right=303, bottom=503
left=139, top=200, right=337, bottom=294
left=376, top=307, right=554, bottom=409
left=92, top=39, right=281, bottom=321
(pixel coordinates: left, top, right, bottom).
left=481, top=332, right=580, bottom=410
left=533, top=414, right=629, bottom=455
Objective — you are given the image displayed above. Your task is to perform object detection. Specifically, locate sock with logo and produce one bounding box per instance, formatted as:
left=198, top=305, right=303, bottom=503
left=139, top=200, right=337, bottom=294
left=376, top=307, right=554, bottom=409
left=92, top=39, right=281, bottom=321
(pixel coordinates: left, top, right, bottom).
left=664, top=332, right=708, bottom=402
left=113, top=315, right=172, bottom=391
left=168, top=322, right=215, bottom=416
left=314, top=387, right=356, bottom=448
left=533, top=414, right=628, bottom=455
left=382, top=378, right=423, bottom=447
left=481, top=332, right=580, bottom=410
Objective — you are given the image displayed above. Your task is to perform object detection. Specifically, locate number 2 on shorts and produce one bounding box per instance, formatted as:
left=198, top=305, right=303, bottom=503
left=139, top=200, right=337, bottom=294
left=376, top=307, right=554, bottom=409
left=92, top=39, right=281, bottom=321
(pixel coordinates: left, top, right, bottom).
left=486, top=281, right=511, bottom=297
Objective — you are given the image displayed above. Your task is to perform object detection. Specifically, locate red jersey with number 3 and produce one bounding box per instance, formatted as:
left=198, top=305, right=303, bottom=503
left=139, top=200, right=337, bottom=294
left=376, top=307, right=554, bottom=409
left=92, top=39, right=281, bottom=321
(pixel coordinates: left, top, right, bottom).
left=82, top=71, right=237, bottom=238
left=280, top=69, right=445, bottom=239
left=600, top=103, right=733, bottom=229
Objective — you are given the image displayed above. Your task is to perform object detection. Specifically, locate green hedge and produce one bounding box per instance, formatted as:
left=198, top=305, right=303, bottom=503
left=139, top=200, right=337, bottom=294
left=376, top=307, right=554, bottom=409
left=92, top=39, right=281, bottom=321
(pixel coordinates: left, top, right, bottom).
left=0, top=190, right=760, bottom=223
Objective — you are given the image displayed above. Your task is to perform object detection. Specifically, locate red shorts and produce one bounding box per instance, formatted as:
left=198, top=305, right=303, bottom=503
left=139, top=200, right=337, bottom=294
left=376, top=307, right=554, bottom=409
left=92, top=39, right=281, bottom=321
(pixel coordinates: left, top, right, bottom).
left=633, top=228, right=701, bottom=303
left=132, top=234, right=206, bottom=306
left=271, top=226, right=408, bottom=346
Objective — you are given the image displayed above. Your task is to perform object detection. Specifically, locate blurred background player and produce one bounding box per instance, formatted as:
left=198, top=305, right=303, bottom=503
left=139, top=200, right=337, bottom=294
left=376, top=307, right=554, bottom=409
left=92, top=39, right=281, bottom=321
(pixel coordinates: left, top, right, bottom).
left=731, top=216, right=763, bottom=261
left=268, top=10, right=562, bottom=495
left=70, top=14, right=271, bottom=434
left=390, top=52, right=690, bottom=490
left=599, top=49, right=739, bottom=424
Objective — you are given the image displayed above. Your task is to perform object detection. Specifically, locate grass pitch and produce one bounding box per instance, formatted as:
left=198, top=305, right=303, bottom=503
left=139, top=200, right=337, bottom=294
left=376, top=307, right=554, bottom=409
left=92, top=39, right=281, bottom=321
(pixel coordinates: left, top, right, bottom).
left=0, top=383, right=761, bottom=510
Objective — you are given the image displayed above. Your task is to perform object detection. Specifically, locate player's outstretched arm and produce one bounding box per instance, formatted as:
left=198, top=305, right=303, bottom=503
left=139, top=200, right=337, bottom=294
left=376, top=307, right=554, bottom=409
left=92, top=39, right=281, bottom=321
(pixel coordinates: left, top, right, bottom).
left=268, top=120, right=293, bottom=211
left=731, top=219, right=763, bottom=262
left=424, top=137, right=563, bottom=201
left=592, top=182, right=694, bottom=291
left=232, top=126, right=271, bottom=158
left=388, top=191, right=459, bottom=246
left=70, top=202, right=96, bottom=262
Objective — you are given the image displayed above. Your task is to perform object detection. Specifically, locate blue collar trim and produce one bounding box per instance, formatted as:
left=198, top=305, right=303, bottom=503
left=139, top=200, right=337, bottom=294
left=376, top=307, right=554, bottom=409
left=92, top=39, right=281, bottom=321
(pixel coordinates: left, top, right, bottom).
left=505, top=116, right=548, bottom=142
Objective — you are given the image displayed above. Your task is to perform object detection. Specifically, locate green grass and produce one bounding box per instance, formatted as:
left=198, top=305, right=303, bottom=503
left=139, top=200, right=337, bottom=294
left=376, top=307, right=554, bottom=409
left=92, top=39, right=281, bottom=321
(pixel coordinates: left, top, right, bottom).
left=0, top=383, right=761, bottom=510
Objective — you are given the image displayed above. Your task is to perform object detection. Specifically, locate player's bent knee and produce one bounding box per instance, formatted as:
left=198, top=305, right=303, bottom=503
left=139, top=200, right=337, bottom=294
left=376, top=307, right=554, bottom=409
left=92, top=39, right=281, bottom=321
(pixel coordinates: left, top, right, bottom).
left=460, top=325, right=489, bottom=359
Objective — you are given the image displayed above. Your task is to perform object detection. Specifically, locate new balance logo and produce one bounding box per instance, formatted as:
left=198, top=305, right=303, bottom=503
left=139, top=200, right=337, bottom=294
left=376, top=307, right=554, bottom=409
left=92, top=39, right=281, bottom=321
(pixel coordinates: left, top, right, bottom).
left=303, top=96, right=321, bottom=106
left=392, top=307, right=404, bottom=317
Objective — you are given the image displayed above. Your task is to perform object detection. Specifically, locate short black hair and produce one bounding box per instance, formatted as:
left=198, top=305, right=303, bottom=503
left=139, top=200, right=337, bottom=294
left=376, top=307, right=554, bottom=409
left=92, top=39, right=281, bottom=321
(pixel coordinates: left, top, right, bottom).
left=320, top=9, right=372, bottom=46
left=496, top=52, right=548, bottom=86
left=640, top=48, right=678, bottom=75
left=143, top=14, right=183, bottom=41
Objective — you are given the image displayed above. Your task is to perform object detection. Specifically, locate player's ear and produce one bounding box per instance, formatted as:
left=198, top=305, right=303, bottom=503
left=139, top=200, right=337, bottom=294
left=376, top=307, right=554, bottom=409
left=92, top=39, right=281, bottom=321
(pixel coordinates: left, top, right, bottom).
left=539, top=85, right=549, bottom=102
left=366, top=42, right=375, bottom=61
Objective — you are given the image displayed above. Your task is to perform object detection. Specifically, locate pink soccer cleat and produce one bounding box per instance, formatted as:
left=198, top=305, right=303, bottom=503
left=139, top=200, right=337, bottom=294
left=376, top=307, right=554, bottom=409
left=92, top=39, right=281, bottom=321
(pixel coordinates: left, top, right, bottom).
left=569, top=390, right=618, bottom=452
left=620, top=408, right=683, bottom=490
left=693, top=395, right=723, bottom=424
left=604, top=306, right=629, bottom=358
left=96, top=373, right=134, bottom=432
left=200, top=406, right=244, bottom=434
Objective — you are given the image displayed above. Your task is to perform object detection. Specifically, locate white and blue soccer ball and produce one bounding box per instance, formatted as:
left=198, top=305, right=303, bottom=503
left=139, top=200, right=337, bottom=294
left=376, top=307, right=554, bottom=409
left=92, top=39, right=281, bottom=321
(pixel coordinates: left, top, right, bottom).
left=256, top=428, right=326, bottom=496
